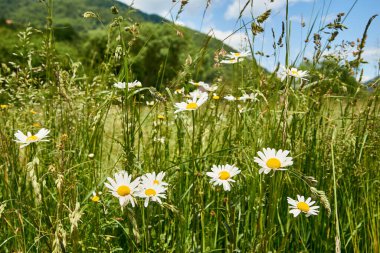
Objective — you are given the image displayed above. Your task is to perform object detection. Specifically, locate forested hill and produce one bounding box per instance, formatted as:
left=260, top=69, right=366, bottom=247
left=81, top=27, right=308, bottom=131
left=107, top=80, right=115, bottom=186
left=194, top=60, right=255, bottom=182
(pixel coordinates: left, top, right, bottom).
left=0, top=0, right=242, bottom=85
left=0, top=0, right=165, bottom=31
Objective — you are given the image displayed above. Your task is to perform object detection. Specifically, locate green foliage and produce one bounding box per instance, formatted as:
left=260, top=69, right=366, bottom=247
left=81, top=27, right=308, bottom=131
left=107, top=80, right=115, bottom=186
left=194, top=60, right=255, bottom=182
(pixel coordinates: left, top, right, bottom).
left=0, top=1, right=379, bottom=252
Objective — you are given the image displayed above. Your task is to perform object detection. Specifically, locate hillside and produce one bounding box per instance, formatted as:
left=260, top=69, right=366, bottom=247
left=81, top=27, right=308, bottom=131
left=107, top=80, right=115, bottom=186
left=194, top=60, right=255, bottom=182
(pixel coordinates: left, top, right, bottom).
left=0, top=0, right=164, bottom=32
left=0, top=0, right=241, bottom=85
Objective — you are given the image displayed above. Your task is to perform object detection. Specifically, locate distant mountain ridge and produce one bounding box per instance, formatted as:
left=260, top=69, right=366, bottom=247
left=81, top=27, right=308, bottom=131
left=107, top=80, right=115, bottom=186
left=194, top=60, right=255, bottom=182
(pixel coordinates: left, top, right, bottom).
left=0, top=0, right=165, bottom=32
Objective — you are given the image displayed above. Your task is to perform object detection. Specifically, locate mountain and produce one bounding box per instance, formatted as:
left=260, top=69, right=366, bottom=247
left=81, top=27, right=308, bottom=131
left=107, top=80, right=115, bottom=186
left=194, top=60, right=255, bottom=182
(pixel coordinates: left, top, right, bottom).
left=0, top=0, right=165, bottom=31
left=0, top=0, right=243, bottom=86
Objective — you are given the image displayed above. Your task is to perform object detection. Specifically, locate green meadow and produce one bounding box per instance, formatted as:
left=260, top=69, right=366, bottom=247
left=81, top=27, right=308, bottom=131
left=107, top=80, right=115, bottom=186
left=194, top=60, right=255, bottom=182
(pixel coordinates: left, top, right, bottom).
left=0, top=0, right=379, bottom=252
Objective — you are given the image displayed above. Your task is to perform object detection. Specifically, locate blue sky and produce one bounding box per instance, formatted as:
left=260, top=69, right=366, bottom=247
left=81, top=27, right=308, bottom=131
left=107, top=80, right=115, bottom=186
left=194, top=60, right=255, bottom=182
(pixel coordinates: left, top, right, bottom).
left=119, top=0, right=380, bottom=81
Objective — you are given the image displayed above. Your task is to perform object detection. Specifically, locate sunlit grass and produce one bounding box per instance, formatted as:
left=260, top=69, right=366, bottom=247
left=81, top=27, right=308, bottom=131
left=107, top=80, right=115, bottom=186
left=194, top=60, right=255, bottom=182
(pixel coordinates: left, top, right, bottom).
left=0, top=1, right=379, bottom=252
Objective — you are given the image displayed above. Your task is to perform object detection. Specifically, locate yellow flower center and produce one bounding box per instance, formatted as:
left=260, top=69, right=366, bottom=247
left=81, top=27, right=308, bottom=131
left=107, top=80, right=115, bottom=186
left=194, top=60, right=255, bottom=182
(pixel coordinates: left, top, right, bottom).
left=91, top=195, right=100, bottom=202
left=30, top=110, right=37, bottom=114
left=33, top=123, right=41, bottom=127
left=186, top=102, right=198, bottom=110
left=145, top=188, right=157, bottom=196
left=153, top=180, right=160, bottom=185
left=193, top=82, right=200, bottom=86
left=297, top=202, right=310, bottom=212
left=158, top=115, right=165, bottom=120
left=1, top=104, right=8, bottom=109
left=26, top=135, right=39, bottom=142
left=291, top=69, right=298, bottom=75
left=212, top=95, right=220, bottom=100
left=117, top=185, right=131, bottom=196
left=266, top=158, right=281, bottom=169
left=219, top=171, right=230, bottom=180
left=234, top=53, right=241, bottom=57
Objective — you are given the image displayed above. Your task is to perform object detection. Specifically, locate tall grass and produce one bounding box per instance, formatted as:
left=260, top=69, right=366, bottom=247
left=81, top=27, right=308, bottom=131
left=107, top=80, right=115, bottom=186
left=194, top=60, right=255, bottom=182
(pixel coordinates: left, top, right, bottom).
left=0, top=0, right=379, bottom=252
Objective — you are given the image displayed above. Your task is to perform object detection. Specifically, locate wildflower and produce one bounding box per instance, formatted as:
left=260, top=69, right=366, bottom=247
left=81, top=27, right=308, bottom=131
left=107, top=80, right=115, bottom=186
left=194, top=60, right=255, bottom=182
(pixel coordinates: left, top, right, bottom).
left=157, top=114, right=165, bottom=120
left=174, top=87, right=185, bottom=95
left=128, top=80, right=142, bottom=89
left=226, top=51, right=250, bottom=59
left=199, top=82, right=218, bottom=92
left=174, top=91, right=208, bottom=113
left=114, top=82, right=126, bottom=89
left=146, top=101, right=155, bottom=106
left=189, top=80, right=207, bottom=87
left=32, top=122, right=41, bottom=128
left=280, top=66, right=308, bottom=81
left=88, top=153, right=95, bottom=159
left=220, top=58, right=245, bottom=64
left=113, top=80, right=142, bottom=90
left=287, top=195, right=320, bottom=217
left=90, top=191, right=101, bottom=203
left=14, top=128, right=50, bottom=148
left=30, top=109, right=38, bottom=115
left=153, top=136, right=165, bottom=144
left=140, top=171, right=168, bottom=188
left=104, top=171, right=140, bottom=208
left=212, top=93, right=220, bottom=100
left=224, top=95, right=236, bottom=101
left=137, top=182, right=167, bottom=207
left=0, top=104, right=9, bottom=109
left=254, top=148, right=293, bottom=174
left=190, top=81, right=218, bottom=92
left=189, top=89, right=208, bottom=99
left=206, top=164, right=241, bottom=191
left=238, top=93, right=258, bottom=102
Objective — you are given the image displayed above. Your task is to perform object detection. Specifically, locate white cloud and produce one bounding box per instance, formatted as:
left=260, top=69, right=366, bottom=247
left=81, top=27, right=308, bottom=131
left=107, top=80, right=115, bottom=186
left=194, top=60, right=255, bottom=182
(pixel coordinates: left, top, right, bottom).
left=210, top=29, right=250, bottom=50
left=119, top=0, right=209, bottom=18
left=119, top=0, right=175, bottom=16
left=224, top=0, right=314, bottom=20
left=362, top=48, right=380, bottom=62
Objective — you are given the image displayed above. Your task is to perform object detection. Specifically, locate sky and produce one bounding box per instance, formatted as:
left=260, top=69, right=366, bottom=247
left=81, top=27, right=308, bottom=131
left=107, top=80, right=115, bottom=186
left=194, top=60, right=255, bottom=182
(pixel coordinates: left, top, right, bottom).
left=119, top=0, right=380, bottom=81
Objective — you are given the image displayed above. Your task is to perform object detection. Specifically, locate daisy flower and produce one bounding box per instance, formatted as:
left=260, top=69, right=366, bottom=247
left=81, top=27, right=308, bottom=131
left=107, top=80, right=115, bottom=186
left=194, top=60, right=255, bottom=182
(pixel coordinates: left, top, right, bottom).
left=220, top=58, right=245, bottom=64
left=14, top=128, right=50, bottom=148
left=199, top=83, right=218, bottom=92
left=128, top=80, right=142, bottom=89
left=113, top=82, right=126, bottom=89
left=174, top=91, right=208, bottom=113
left=206, top=164, right=241, bottom=191
left=189, top=80, right=207, bottom=87
left=104, top=171, right=140, bottom=208
left=224, top=95, right=236, bottom=101
left=90, top=191, right=101, bottom=203
left=174, top=87, right=185, bottom=95
left=136, top=181, right=167, bottom=207
left=238, top=93, right=258, bottom=102
left=287, top=195, right=320, bottom=217
left=146, top=101, right=155, bottom=106
left=140, top=171, right=168, bottom=188
left=190, top=81, right=218, bottom=92
left=212, top=93, right=220, bottom=100
left=189, top=89, right=208, bottom=99
left=254, top=148, right=293, bottom=174
left=280, top=66, right=308, bottom=81
left=226, top=51, right=250, bottom=59
left=114, top=80, right=142, bottom=90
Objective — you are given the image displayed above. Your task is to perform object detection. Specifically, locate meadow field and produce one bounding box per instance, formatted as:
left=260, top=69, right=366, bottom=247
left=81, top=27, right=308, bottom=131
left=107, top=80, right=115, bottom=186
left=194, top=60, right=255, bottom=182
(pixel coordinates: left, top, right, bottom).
left=0, top=0, right=379, bottom=252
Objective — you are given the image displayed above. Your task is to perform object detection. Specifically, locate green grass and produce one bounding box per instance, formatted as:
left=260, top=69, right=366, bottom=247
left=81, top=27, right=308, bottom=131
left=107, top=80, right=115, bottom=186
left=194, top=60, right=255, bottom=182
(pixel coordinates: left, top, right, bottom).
left=0, top=1, right=379, bottom=252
